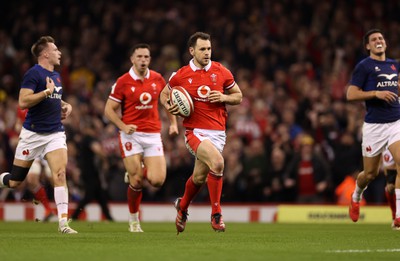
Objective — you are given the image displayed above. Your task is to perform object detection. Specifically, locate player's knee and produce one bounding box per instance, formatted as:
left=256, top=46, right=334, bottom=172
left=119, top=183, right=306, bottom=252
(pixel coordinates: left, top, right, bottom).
left=386, top=183, right=395, bottom=194
left=149, top=178, right=165, bottom=188
left=52, top=169, right=66, bottom=186
left=129, top=174, right=143, bottom=187
left=6, top=166, right=30, bottom=188
left=364, top=170, right=378, bottom=182
left=8, top=180, right=23, bottom=188
left=210, top=160, right=224, bottom=175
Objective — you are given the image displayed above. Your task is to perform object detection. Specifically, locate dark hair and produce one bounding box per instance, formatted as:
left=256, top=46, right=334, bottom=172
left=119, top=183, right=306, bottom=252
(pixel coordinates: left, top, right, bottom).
left=129, top=43, right=150, bottom=56
left=363, top=29, right=384, bottom=54
left=31, top=36, right=55, bottom=58
left=187, top=32, right=211, bottom=48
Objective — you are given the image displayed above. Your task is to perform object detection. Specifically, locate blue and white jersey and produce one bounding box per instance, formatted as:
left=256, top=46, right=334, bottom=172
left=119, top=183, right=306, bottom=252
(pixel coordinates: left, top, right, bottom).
left=350, top=57, right=400, bottom=123
left=21, top=64, right=64, bottom=133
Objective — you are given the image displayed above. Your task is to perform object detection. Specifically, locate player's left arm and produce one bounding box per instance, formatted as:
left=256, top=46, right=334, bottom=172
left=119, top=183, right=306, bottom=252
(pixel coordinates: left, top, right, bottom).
left=209, top=83, right=242, bottom=105
left=165, top=107, right=179, bottom=136
left=159, top=85, right=179, bottom=135
left=61, top=100, right=72, bottom=120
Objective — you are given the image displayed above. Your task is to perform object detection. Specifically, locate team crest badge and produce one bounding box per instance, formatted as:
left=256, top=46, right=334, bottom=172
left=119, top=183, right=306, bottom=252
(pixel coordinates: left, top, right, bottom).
left=210, top=73, right=217, bottom=83
left=125, top=142, right=132, bottom=151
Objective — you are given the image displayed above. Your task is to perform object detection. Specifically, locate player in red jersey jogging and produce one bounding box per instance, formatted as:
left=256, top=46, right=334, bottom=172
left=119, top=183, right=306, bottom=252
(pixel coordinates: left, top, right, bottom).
left=160, top=32, right=243, bottom=233
left=104, top=43, right=178, bottom=232
left=0, top=36, right=76, bottom=233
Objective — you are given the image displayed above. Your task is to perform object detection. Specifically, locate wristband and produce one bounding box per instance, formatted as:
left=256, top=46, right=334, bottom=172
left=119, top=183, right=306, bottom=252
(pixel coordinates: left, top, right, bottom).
left=44, top=88, right=51, bottom=98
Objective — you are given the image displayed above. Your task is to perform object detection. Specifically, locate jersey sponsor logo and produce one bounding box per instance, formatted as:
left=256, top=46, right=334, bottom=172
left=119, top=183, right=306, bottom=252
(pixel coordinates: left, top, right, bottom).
left=139, top=92, right=152, bottom=105
left=131, top=86, right=135, bottom=93
left=48, top=93, right=62, bottom=99
left=196, top=85, right=211, bottom=101
left=378, top=73, right=397, bottom=80
left=374, top=66, right=381, bottom=72
left=188, top=78, right=193, bottom=84
left=377, top=74, right=397, bottom=88
left=135, top=92, right=154, bottom=110
left=45, top=86, right=63, bottom=99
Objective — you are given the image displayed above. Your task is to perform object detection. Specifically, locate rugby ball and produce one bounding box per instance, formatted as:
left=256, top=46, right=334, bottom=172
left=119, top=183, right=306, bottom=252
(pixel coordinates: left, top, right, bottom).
left=169, top=86, right=194, bottom=117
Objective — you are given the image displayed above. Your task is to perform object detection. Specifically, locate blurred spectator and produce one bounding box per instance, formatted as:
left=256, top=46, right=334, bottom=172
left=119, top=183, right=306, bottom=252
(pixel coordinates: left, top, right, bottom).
left=265, top=146, right=289, bottom=202
left=236, top=139, right=268, bottom=202
left=71, top=117, right=113, bottom=221
left=283, top=134, right=331, bottom=203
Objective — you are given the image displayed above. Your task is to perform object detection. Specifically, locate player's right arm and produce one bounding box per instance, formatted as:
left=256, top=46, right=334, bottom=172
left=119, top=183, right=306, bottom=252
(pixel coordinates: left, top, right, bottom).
left=104, top=98, right=137, bottom=135
left=19, top=76, right=55, bottom=109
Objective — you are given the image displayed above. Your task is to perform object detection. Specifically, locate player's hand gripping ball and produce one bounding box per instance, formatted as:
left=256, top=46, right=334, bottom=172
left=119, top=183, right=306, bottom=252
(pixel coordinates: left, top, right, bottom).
left=169, top=86, right=194, bottom=117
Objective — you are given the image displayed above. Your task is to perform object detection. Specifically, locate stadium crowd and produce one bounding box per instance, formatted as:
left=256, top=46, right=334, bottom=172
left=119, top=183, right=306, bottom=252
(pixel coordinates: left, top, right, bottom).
left=1, top=0, right=400, bottom=205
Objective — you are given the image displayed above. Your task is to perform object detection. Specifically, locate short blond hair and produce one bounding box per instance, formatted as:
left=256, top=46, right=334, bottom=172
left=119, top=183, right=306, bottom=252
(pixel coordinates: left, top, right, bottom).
left=31, top=36, right=55, bottom=58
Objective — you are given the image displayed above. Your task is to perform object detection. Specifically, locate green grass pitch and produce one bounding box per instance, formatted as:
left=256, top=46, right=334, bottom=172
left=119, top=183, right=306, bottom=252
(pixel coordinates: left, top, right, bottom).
left=0, top=221, right=399, bottom=261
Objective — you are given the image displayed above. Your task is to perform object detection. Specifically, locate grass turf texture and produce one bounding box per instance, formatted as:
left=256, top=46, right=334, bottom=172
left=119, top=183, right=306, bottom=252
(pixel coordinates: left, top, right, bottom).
left=0, top=222, right=399, bottom=261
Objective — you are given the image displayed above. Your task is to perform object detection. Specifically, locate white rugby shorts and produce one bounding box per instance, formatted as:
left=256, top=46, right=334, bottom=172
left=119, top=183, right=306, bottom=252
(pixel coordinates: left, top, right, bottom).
left=15, top=128, right=67, bottom=161
left=185, top=128, right=226, bottom=156
left=119, top=131, right=164, bottom=158
left=362, top=120, right=400, bottom=157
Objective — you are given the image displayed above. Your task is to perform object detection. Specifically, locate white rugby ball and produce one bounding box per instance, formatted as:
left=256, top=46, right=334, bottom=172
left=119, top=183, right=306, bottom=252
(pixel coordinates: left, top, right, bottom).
left=169, top=86, right=194, bottom=117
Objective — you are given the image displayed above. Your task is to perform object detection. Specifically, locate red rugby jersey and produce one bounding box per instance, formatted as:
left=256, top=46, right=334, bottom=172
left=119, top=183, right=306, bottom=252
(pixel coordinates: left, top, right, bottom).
left=168, top=60, right=235, bottom=130
left=108, top=68, right=166, bottom=132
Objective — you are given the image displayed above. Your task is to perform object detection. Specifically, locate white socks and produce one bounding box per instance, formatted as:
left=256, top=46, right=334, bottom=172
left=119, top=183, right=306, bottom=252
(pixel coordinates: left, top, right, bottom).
left=129, top=212, right=140, bottom=223
left=395, top=189, right=400, bottom=219
left=352, top=183, right=366, bottom=202
left=54, top=186, right=69, bottom=221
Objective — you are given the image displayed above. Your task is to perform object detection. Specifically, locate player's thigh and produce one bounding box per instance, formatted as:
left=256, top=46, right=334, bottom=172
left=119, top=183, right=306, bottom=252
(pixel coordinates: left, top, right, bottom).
left=388, top=140, right=400, bottom=165
left=192, top=158, right=210, bottom=184
left=143, top=156, right=166, bottom=180
left=362, top=155, right=381, bottom=177
left=196, top=139, right=224, bottom=173
left=45, top=148, right=67, bottom=186
left=123, top=154, right=143, bottom=176
left=26, top=159, right=41, bottom=186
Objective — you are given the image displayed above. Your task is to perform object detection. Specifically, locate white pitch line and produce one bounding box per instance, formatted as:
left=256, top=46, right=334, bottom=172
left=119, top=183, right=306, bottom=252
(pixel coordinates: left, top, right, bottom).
left=327, top=249, right=400, bottom=253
